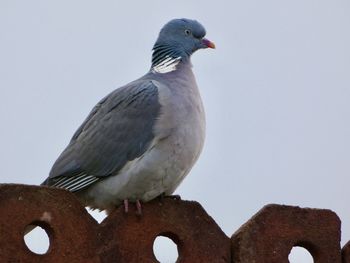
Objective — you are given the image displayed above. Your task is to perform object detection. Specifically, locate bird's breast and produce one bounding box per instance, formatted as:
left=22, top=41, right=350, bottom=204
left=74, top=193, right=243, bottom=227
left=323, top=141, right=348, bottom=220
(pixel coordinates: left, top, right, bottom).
left=154, top=76, right=206, bottom=168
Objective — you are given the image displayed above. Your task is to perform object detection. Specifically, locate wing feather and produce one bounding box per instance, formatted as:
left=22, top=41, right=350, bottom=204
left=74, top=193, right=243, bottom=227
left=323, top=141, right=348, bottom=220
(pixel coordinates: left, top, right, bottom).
left=43, top=79, right=162, bottom=192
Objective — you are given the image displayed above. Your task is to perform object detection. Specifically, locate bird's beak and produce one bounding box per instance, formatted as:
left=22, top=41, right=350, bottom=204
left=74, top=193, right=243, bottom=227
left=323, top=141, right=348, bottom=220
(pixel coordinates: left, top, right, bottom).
left=201, top=38, right=216, bottom=49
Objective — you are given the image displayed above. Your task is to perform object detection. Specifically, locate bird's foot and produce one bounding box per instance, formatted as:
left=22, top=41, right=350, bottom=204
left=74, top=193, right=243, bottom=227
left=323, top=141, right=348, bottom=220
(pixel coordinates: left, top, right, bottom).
left=123, top=199, right=129, bottom=213
left=122, top=199, right=142, bottom=215
left=136, top=200, right=142, bottom=216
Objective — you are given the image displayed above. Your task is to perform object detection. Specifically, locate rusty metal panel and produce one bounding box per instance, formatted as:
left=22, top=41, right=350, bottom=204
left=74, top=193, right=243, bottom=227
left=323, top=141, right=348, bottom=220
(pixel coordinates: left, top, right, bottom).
left=231, top=204, right=341, bottom=263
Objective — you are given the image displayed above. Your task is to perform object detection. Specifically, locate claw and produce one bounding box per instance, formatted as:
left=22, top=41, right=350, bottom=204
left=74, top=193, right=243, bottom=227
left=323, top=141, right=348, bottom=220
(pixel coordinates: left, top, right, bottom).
left=158, top=194, right=181, bottom=201
left=170, top=194, right=181, bottom=200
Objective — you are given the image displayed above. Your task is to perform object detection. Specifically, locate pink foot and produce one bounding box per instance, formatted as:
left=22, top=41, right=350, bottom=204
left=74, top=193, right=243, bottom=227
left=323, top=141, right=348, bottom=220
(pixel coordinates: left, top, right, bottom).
left=136, top=200, right=142, bottom=216
left=123, top=199, right=129, bottom=213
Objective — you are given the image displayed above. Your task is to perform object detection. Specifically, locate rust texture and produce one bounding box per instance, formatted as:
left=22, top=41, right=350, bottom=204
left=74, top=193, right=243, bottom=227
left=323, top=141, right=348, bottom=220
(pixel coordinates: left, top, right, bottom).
left=231, top=204, right=342, bottom=263
left=0, top=184, right=346, bottom=262
left=342, top=241, right=350, bottom=263
left=0, top=184, right=100, bottom=263
left=0, top=184, right=230, bottom=262
left=98, top=197, right=231, bottom=263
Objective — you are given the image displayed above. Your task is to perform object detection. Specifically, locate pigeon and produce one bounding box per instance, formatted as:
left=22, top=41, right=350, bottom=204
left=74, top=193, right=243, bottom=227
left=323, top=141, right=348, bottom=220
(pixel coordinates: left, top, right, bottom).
left=42, top=18, right=215, bottom=214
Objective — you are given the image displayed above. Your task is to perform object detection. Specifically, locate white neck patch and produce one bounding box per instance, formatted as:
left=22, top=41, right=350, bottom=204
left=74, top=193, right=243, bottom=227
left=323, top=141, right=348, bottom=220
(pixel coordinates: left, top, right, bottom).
left=152, top=56, right=182, bottom=74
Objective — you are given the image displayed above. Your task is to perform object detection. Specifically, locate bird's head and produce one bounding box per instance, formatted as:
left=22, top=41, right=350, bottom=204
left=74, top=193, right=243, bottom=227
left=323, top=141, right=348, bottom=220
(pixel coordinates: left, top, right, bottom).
left=152, top=18, right=215, bottom=71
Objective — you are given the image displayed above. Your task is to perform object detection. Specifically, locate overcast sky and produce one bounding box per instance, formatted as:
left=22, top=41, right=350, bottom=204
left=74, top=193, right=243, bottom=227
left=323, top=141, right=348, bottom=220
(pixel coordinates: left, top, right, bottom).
left=1, top=1, right=349, bottom=262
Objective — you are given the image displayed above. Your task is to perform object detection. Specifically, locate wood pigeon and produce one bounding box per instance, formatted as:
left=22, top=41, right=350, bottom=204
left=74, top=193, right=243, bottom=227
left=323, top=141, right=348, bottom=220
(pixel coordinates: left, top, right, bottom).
left=42, top=18, right=215, bottom=214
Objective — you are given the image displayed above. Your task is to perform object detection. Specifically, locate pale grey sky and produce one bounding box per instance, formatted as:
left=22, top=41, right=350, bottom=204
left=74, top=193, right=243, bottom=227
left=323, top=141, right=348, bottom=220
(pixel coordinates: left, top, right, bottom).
left=1, top=1, right=349, bottom=262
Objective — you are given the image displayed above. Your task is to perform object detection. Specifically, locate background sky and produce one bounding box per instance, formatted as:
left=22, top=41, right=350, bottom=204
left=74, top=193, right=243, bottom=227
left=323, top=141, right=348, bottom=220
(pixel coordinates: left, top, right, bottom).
left=1, top=1, right=349, bottom=262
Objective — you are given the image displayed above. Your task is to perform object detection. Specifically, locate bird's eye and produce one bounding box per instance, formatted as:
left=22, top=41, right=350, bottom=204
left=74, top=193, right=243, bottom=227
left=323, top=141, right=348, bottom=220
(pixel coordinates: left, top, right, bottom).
left=184, top=29, right=191, bottom=36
